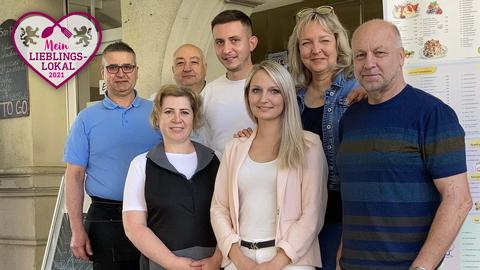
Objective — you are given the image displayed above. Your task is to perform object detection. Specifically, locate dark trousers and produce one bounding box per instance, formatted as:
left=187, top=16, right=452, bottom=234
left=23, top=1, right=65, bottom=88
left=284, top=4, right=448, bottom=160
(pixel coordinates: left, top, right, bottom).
left=316, top=223, right=342, bottom=270
left=93, top=261, right=140, bottom=270
left=85, top=196, right=140, bottom=270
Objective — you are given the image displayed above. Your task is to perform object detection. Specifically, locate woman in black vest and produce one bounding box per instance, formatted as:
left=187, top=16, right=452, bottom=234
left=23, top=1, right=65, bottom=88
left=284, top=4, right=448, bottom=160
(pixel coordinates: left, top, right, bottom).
left=123, top=85, right=222, bottom=270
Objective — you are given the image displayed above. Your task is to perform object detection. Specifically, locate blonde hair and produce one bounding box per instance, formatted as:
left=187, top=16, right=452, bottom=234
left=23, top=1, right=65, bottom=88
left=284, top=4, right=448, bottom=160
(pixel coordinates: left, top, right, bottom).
left=287, top=7, right=353, bottom=88
left=150, top=84, right=203, bottom=130
left=244, top=60, right=306, bottom=169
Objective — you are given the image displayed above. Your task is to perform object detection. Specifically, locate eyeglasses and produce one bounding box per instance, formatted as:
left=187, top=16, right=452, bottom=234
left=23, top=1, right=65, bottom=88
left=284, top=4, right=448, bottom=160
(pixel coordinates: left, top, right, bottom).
left=104, top=64, right=137, bottom=74
left=296, top=6, right=334, bottom=20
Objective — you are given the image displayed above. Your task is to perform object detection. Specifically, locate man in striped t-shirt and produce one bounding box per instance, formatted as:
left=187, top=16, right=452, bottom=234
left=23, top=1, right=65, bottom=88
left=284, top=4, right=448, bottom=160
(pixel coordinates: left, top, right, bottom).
left=336, top=19, right=472, bottom=270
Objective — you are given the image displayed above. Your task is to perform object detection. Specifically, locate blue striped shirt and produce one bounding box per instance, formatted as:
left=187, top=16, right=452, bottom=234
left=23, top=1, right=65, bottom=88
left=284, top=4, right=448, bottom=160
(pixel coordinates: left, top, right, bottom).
left=337, top=85, right=466, bottom=270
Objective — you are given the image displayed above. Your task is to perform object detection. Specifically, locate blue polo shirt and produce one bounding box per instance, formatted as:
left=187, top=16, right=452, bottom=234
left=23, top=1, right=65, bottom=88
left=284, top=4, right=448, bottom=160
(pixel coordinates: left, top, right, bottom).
left=64, top=94, right=162, bottom=201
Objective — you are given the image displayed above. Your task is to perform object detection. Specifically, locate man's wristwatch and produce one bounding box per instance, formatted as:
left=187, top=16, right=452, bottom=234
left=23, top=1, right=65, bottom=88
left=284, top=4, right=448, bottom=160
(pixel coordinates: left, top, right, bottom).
left=409, top=267, right=427, bottom=270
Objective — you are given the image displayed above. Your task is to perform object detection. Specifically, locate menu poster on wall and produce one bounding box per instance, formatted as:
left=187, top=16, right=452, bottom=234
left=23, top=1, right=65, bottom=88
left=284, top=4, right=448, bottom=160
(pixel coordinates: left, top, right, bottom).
left=383, top=1, right=480, bottom=269
left=385, top=0, right=480, bottom=63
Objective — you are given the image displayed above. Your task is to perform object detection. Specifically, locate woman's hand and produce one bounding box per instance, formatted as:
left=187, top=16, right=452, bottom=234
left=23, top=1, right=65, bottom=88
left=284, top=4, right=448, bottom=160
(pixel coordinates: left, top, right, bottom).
left=229, top=244, right=257, bottom=270
left=190, top=248, right=222, bottom=270
left=190, top=257, right=221, bottom=270
left=169, top=256, right=202, bottom=270
left=233, top=127, right=253, bottom=138
left=234, top=257, right=257, bottom=270
left=346, top=87, right=367, bottom=105
left=254, top=248, right=290, bottom=270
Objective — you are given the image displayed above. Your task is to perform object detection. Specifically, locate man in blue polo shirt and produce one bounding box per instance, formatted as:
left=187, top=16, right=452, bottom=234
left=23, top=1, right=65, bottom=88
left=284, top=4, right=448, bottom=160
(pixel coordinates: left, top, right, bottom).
left=337, top=20, right=472, bottom=270
left=64, top=41, right=161, bottom=270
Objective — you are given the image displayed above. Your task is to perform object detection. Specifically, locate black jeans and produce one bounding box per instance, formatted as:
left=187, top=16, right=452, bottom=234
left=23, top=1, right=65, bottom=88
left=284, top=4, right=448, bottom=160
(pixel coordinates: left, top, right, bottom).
left=85, top=196, right=140, bottom=270
left=92, top=261, right=140, bottom=270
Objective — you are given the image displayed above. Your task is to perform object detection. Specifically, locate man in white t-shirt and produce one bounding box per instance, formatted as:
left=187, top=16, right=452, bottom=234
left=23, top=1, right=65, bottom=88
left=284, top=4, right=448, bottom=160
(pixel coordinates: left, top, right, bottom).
left=201, top=10, right=258, bottom=155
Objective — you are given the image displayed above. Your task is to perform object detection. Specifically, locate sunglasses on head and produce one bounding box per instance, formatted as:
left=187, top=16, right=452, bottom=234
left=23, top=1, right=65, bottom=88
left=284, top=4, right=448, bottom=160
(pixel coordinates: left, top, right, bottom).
left=296, top=6, right=334, bottom=20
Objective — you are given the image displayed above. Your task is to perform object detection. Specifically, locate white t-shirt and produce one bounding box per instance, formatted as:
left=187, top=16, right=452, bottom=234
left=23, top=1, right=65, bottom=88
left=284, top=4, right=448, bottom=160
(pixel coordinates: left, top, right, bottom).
left=201, top=75, right=256, bottom=156
left=123, top=151, right=197, bottom=212
left=238, top=155, right=278, bottom=240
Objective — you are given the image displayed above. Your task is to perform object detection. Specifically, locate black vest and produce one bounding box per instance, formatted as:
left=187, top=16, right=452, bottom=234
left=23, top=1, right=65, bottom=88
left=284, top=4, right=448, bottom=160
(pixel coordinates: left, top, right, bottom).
left=144, top=142, right=219, bottom=251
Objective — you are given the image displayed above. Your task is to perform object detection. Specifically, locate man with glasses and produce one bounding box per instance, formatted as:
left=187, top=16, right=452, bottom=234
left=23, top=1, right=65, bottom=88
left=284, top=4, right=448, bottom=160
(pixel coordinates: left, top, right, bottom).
left=172, top=43, right=207, bottom=94
left=64, top=41, right=162, bottom=270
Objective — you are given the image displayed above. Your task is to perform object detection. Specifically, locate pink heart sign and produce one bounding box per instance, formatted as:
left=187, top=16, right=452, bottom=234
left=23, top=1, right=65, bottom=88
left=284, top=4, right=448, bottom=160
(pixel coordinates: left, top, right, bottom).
left=12, top=12, right=101, bottom=89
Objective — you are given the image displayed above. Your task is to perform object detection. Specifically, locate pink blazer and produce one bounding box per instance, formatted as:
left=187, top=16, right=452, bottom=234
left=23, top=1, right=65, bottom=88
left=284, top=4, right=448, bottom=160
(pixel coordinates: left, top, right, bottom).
left=210, top=130, right=328, bottom=267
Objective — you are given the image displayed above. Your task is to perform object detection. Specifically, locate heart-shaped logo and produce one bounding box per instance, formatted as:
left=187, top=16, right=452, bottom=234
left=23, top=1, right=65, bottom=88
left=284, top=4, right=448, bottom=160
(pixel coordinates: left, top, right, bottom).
left=12, top=12, right=101, bottom=89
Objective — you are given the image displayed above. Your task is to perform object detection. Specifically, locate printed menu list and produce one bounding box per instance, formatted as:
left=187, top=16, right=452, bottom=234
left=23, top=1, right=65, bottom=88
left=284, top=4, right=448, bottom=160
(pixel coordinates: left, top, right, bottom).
left=404, top=61, right=480, bottom=137
left=403, top=60, right=480, bottom=270
left=385, top=1, right=480, bottom=269
left=384, top=0, right=480, bottom=62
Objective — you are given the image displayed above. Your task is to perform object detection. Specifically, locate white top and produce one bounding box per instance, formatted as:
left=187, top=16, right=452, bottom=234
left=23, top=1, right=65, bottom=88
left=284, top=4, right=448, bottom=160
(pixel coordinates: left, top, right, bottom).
left=238, top=155, right=278, bottom=240
left=201, top=75, right=256, bottom=157
left=166, top=152, right=197, bottom=179
left=123, top=151, right=197, bottom=212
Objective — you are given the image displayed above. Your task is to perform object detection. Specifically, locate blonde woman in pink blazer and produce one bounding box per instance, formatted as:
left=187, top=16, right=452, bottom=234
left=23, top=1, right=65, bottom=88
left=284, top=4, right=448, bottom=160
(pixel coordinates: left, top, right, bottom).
left=210, top=60, right=328, bottom=270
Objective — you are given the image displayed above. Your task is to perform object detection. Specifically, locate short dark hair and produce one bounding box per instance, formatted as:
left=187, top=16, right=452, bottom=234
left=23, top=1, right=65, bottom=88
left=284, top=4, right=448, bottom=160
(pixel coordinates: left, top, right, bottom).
left=211, top=10, right=252, bottom=33
left=102, top=41, right=136, bottom=65
left=103, top=41, right=136, bottom=55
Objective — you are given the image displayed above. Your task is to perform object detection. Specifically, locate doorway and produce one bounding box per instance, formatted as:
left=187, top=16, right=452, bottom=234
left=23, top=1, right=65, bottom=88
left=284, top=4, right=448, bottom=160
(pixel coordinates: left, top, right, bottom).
left=65, top=0, right=122, bottom=119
